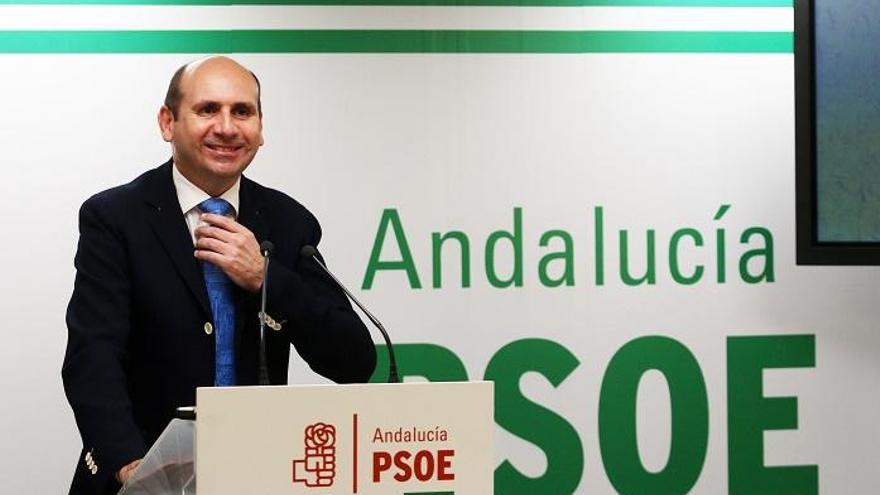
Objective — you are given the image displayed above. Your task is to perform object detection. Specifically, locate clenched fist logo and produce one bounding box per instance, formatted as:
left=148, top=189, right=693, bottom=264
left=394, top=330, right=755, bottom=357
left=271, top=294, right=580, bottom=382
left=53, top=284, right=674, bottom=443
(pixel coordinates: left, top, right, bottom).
left=292, top=422, right=337, bottom=487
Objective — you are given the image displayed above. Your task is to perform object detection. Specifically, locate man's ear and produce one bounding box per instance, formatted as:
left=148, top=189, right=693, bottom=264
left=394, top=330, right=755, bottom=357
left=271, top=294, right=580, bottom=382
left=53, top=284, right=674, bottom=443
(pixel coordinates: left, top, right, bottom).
left=158, top=106, right=174, bottom=142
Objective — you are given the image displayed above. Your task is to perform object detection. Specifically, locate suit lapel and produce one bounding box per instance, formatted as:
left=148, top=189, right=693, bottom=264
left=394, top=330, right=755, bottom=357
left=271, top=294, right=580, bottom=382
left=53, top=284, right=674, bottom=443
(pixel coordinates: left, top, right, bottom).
left=237, top=176, right=269, bottom=246
left=142, top=161, right=212, bottom=318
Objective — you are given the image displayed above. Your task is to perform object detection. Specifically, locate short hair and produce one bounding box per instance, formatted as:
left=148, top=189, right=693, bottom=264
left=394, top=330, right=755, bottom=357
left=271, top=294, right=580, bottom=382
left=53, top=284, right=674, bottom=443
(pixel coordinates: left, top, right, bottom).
left=163, top=62, right=262, bottom=119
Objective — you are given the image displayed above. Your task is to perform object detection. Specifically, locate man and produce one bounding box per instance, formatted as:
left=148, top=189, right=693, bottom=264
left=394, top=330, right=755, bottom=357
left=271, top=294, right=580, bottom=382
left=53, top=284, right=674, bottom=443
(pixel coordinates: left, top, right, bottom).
left=62, top=56, right=377, bottom=494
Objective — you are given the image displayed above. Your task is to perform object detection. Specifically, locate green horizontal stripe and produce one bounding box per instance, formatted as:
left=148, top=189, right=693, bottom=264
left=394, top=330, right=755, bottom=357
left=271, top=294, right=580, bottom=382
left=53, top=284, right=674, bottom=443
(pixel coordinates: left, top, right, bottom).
left=0, top=30, right=793, bottom=53
left=0, top=0, right=794, bottom=6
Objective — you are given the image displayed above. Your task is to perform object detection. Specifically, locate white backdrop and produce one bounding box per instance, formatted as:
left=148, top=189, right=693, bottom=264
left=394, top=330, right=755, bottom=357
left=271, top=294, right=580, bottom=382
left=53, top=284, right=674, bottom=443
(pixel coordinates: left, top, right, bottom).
left=1, top=4, right=878, bottom=494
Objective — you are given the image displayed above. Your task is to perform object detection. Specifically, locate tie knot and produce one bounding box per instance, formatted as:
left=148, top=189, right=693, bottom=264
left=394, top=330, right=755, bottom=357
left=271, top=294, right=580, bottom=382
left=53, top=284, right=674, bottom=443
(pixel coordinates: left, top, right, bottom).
left=198, top=198, right=234, bottom=216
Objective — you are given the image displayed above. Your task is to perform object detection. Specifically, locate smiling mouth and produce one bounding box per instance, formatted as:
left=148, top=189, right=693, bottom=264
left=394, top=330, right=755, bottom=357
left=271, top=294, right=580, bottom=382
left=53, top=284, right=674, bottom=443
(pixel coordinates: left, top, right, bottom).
left=205, top=144, right=243, bottom=153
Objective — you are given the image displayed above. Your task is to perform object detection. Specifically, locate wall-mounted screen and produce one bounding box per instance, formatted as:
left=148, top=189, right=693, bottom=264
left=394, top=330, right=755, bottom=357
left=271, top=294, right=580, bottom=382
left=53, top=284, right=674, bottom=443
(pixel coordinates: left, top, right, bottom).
left=796, top=0, right=880, bottom=264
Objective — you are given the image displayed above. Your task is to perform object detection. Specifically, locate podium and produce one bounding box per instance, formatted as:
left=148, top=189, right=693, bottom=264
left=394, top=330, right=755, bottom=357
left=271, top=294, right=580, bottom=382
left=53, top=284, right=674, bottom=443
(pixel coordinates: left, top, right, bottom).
left=120, top=381, right=493, bottom=494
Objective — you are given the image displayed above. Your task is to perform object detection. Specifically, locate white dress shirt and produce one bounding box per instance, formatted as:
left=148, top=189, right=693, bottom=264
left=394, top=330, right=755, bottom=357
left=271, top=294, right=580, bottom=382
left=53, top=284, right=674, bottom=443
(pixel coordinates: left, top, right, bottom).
left=171, top=163, right=240, bottom=245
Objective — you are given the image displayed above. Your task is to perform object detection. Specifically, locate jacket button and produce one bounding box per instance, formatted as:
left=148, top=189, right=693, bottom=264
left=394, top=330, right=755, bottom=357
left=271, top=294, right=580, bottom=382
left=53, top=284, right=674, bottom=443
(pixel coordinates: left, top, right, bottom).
left=204, top=322, right=213, bottom=335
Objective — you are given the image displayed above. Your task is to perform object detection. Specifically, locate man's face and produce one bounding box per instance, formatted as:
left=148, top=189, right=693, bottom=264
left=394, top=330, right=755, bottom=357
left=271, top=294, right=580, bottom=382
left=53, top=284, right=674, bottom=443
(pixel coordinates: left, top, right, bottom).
left=159, top=58, right=263, bottom=192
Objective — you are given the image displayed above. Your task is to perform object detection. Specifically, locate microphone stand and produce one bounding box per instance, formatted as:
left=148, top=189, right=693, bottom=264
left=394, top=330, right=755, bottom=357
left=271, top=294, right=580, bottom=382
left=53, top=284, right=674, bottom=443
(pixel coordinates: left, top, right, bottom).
left=258, top=242, right=273, bottom=385
left=301, top=246, right=400, bottom=383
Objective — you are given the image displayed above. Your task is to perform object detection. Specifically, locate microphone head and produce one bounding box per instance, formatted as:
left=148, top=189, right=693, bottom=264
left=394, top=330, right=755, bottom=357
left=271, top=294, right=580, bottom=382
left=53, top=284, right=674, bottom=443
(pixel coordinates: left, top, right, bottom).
left=260, top=240, right=275, bottom=256
left=300, top=245, right=318, bottom=258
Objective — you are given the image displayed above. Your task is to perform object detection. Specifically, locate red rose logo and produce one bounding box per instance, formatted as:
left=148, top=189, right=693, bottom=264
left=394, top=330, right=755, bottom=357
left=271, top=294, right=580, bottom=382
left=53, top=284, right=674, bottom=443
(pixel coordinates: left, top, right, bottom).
left=305, top=423, right=336, bottom=449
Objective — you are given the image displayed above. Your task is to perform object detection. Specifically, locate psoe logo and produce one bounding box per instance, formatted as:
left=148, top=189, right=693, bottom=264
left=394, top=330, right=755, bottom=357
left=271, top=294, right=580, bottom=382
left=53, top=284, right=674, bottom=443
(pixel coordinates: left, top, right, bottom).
left=292, top=422, right=336, bottom=487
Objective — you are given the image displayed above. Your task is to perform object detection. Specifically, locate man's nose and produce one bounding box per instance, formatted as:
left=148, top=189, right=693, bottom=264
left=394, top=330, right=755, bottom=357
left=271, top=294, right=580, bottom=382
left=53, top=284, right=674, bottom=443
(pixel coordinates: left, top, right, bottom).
left=213, top=111, right=237, bottom=136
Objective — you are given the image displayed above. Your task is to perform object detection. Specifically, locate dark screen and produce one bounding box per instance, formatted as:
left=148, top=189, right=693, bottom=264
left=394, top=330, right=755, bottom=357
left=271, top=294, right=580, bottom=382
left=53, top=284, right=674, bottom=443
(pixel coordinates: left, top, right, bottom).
left=814, top=0, right=880, bottom=242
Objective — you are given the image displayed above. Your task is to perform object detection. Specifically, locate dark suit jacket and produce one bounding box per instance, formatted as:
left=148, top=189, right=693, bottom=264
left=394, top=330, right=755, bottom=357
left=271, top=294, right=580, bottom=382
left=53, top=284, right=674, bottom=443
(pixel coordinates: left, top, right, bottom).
left=62, top=161, right=376, bottom=494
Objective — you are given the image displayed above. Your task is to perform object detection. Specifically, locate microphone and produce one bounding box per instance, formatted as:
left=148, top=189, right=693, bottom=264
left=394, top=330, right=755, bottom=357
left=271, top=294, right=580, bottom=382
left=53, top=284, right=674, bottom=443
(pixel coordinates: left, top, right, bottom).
left=258, top=240, right=275, bottom=385
left=261, top=241, right=275, bottom=257
left=300, top=245, right=400, bottom=383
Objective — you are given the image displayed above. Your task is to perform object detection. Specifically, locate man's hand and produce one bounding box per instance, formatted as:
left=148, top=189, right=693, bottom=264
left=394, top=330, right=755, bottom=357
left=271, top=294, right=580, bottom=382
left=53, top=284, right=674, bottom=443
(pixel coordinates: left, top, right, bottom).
left=117, top=458, right=142, bottom=484
left=194, top=213, right=264, bottom=292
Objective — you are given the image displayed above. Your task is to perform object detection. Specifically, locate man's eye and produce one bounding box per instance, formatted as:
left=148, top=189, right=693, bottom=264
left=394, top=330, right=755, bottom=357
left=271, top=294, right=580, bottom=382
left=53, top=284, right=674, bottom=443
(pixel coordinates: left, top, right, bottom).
left=197, top=104, right=219, bottom=115
left=233, top=105, right=255, bottom=117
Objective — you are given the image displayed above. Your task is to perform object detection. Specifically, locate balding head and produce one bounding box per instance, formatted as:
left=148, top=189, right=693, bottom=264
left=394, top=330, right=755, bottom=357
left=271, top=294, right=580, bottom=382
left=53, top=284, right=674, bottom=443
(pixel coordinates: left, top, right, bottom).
left=164, top=56, right=262, bottom=119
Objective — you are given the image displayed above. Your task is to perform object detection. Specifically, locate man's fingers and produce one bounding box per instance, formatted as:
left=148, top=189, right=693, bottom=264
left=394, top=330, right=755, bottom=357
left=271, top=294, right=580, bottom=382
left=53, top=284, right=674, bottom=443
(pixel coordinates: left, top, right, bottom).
left=195, top=236, right=230, bottom=254
left=194, top=225, right=235, bottom=242
left=194, top=249, right=227, bottom=266
left=117, top=458, right=143, bottom=484
left=200, top=213, right=243, bottom=232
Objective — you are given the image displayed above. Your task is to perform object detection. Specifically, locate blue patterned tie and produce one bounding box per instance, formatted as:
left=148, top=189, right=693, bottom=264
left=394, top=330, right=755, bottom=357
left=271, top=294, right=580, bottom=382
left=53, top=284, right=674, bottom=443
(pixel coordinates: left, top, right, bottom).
left=197, top=198, right=236, bottom=386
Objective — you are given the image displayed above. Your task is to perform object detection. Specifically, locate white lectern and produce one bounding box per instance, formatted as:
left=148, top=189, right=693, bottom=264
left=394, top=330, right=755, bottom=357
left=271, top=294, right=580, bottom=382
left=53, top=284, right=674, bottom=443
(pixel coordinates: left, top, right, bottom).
left=120, top=381, right=493, bottom=495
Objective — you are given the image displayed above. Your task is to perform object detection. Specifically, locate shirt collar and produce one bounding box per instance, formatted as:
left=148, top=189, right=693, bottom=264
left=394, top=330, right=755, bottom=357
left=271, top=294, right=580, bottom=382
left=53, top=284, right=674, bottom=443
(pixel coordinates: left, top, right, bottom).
left=172, top=162, right=241, bottom=217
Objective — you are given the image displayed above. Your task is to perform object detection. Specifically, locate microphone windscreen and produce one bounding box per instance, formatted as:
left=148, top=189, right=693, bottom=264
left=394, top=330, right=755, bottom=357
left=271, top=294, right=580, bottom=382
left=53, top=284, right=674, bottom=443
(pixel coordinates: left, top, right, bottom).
left=260, top=240, right=275, bottom=256
left=300, top=245, right=318, bottom=258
